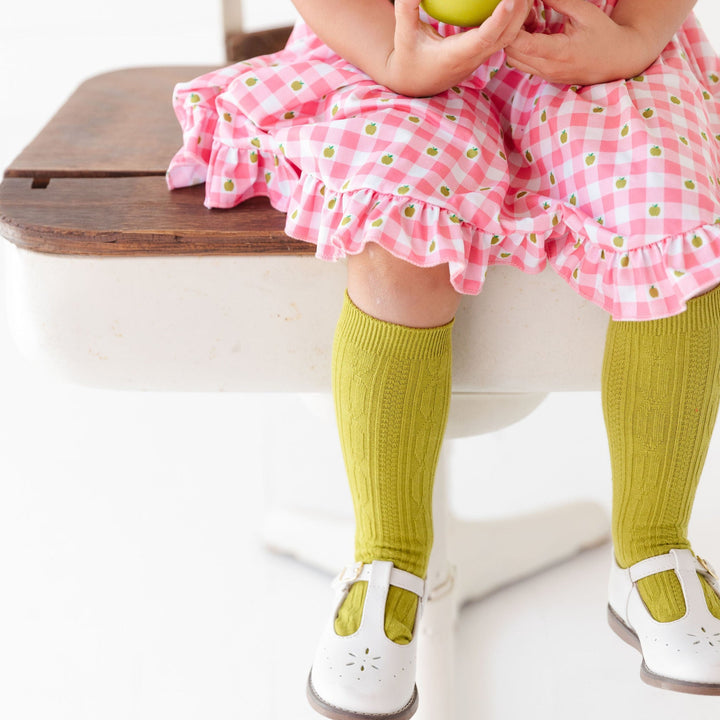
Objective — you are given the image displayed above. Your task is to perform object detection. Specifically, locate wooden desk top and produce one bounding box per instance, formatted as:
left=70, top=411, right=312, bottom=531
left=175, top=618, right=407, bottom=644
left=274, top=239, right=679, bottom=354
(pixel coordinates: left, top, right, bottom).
left=0, top=66, right=310, bottom=256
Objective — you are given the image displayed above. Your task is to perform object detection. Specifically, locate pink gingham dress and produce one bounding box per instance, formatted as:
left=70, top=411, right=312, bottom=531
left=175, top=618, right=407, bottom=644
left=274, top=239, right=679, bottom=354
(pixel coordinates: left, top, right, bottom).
left=167, top=0, right=720, bottom=320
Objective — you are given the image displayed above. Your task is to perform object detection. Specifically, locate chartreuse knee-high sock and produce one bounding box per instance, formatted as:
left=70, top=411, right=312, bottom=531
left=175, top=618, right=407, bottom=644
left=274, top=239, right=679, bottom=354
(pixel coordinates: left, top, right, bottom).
left=602, top=283, right=720, bottom=622
left=332, top=291, right=453, bottom=645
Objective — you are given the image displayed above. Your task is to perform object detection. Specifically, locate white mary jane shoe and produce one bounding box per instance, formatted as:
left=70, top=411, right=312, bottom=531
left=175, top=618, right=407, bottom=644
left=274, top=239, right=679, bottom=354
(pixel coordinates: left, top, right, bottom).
left=307, top=560, right=425, bottom=720
left=608, top=548, right=720, bottom=695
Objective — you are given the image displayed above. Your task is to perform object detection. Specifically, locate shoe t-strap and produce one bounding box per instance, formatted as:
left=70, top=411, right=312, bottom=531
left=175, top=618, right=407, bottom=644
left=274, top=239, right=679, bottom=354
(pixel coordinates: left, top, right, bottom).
left=627, top=549, right=720, bottom=608
left=333, top=561, right=425, bottom=599
left=361, top=561, right=426, bottom=638
left=628, top=550, right=714, bottom=584
left=628, top=553, right=678, bottom=583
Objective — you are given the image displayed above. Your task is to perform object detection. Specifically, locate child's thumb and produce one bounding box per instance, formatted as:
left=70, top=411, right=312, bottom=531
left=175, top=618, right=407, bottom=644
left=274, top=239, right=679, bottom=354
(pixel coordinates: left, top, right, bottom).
left=394, top=0, right=423, bottom=24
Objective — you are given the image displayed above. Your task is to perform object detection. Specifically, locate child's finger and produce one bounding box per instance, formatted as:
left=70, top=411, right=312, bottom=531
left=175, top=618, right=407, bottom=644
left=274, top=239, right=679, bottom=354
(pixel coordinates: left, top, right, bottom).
left=393, top=0, right=423, bottom=27
left=503, top=52, right=538, bottom=76
left=508, top=26, right=567, bottom=61
left=466, top=0, right=532, bottom=50
left=437, top=5, right=525, bottom=68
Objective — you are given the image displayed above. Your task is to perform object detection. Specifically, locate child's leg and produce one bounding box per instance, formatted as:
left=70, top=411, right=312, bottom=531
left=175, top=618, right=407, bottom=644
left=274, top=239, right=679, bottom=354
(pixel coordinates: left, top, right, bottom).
left=602, top=283, right=720, bottom=621
left=333, top=244, right=459, bottom=644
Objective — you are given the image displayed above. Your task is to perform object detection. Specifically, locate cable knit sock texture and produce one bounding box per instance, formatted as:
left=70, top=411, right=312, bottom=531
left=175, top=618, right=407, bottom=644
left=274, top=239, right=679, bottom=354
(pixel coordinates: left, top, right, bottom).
left=332, top=291, right=453, bottom=645
left=602, top=284, right=720, bottom=622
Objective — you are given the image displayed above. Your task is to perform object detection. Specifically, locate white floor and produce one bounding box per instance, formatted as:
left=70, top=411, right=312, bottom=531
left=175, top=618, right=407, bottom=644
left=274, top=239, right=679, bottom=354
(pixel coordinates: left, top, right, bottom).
left=3, top=2, right=720, bottom=719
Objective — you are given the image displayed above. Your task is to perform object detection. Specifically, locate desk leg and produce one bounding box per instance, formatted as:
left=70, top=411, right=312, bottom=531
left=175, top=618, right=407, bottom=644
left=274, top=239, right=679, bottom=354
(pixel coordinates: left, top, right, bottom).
left=264, top=444, right=609, bottom=719
left=263, top=455, right=609, bottom=600
left=416, top=439, right=457, bottom=720
left=413, top=450, right=609, bottom=720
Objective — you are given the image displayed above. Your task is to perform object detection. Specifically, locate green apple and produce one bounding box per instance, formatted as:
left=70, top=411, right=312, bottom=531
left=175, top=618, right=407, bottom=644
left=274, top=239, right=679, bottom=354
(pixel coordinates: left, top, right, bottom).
left=421, top=0, right=502, bottom=26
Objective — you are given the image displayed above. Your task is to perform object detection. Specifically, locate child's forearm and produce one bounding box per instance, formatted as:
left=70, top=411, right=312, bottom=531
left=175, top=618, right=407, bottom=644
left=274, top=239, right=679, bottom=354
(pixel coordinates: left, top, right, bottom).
left=610, top=0, right=697, bottom=59
left=292, top=0, right=533, bottom=97
left=291, top=0, right=396, bottom=84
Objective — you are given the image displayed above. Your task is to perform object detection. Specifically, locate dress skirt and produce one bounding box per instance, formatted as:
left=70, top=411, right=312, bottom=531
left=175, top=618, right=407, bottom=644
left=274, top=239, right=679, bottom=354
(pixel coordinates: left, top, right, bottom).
left=167, top=0, right=720, bottom=320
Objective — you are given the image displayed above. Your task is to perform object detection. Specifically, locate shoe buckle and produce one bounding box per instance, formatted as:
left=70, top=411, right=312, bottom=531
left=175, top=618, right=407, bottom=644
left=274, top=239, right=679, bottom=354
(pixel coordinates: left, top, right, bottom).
left=333, top=561, right=364, bottom=590
left=698, top=555, right=719, bottom=581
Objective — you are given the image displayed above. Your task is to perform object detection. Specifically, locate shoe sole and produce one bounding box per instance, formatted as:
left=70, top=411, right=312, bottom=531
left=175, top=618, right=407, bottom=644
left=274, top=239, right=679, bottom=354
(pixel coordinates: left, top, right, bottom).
left=306, top=671, right=419, bottom=720
left=607, top=604, right=720, bottom=696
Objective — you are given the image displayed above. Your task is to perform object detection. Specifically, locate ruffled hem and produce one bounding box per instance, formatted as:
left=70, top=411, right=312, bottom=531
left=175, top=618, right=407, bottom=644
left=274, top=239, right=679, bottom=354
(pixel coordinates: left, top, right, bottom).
left=169, top=113, right=720, bottom=320
left=284, top=173, right=547, bottom=292
left=166, top=93, right=302, bottom=209
left=282, top=174, right=720, bottom=321
left=166, top=75, right=226, bottom=190
left=552, top=219, right=720, bottom=320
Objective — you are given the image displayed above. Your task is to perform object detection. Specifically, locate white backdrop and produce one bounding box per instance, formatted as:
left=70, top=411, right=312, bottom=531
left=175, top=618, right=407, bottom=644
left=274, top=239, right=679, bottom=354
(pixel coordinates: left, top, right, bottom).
left=2, top=3, right=720, bottom=720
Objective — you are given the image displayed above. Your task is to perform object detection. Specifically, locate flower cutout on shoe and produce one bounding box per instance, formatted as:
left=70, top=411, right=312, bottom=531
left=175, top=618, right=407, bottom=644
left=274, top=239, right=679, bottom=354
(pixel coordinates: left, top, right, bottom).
left=687, top=628, right=720, bottom=649
left=347, top=647, right=382, bottom=673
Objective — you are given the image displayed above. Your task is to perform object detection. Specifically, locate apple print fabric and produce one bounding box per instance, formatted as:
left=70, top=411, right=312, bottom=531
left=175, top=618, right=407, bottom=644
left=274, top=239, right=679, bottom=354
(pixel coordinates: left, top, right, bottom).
left=167, top=0, right=720, bottom=320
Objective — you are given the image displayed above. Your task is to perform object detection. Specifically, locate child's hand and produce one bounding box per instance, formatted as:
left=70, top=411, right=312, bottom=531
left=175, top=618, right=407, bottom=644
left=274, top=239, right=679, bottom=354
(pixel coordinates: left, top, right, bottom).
left=505, top=0, right=661, bottom=86
left=385, top=0, right=533, bottom=97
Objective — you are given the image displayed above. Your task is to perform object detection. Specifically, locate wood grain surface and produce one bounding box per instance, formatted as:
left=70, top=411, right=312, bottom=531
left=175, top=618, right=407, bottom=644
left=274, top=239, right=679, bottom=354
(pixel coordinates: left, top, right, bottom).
left=0, top=60, right=313, bottom=256
left=4, top=66, right=217, bottom=180
left=0, top=177, right=311, bottom=256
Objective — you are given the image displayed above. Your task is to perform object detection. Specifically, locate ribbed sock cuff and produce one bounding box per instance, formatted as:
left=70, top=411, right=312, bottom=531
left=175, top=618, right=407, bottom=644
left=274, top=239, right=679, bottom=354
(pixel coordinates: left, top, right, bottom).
left=337, top=290, right=454, bottom=359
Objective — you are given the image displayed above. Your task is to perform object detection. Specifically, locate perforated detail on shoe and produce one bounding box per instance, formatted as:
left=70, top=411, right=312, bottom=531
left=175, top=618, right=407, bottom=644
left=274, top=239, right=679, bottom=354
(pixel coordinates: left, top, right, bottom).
left=642, top=626, right=720, bottom=657
left=687, top=627, right=720, bottom=651
left=346, top=647, right=382, bottom=677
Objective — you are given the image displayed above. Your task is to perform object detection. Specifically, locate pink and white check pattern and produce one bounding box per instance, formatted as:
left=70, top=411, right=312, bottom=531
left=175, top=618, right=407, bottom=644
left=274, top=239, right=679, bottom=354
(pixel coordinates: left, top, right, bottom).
left=167, top=0, right=720, bottom=320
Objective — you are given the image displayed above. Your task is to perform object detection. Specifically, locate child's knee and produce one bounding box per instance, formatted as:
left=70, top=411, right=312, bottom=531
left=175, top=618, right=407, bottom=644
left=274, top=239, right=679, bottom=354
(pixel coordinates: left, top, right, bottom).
left=347, top=243, right=460, bottom=327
